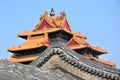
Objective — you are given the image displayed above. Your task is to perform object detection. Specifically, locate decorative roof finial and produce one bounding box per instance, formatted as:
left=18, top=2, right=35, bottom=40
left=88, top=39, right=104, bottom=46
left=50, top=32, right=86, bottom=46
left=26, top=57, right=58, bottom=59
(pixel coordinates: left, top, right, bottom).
left=50, top=8, right=55, bottom=17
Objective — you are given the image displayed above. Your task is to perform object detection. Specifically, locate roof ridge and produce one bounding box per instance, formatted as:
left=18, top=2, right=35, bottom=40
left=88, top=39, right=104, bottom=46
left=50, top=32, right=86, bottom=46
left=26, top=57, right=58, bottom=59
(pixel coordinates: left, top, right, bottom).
left=29, top=42, right=120, bottom=79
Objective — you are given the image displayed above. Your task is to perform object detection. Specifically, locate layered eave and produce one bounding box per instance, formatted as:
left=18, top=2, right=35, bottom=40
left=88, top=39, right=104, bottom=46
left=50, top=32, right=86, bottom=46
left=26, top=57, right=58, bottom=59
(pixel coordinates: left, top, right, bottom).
left=6, top=54, right=39, bottom=63
left=67, top=35, right=107, bottom=54
left=7, top=36, right=49, bottom=52
left=15, top=11, right=106, bottom=54
left=9, top=29, right=107, bottom=54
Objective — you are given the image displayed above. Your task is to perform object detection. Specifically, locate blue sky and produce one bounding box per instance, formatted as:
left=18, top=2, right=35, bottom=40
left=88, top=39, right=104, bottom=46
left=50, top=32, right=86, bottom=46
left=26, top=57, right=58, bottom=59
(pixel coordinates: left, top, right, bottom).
left=0, top=0, right=120, bottom=68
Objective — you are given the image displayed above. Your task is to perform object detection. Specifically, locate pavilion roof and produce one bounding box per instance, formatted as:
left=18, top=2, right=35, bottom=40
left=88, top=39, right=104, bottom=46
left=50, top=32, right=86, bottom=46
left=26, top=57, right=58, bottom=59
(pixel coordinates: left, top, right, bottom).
left=7, top=9, right=109, bottom=65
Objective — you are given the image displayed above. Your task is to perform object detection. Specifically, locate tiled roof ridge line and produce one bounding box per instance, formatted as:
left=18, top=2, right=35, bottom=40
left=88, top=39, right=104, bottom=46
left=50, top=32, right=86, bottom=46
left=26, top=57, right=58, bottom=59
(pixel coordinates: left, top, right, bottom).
left=32, top=47, right=120, bottom=80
